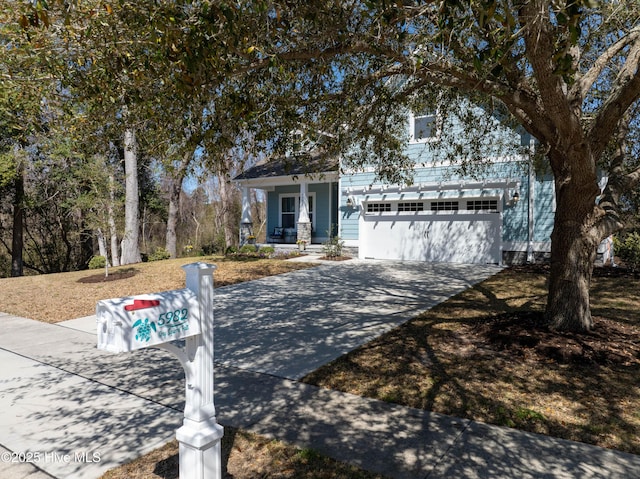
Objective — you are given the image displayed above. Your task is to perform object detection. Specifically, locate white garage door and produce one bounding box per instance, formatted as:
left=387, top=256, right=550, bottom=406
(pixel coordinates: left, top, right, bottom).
left=360, top=200, right=502, bottom=264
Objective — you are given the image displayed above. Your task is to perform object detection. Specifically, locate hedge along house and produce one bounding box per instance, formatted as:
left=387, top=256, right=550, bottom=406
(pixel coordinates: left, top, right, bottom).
left=233, top=107, right=564, bottom=265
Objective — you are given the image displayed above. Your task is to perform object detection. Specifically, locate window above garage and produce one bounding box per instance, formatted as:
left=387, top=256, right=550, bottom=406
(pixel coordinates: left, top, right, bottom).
left=364, top=197, right=500, bottom=215
left=430, top=201, right=459, bottom=211
left=366, top=202, right=391, bottom=213
left=398, top=202, right=425, bottom=212
left=466, top=199, right=498, bottom=211
left=409, top=111, right=439, bottom=143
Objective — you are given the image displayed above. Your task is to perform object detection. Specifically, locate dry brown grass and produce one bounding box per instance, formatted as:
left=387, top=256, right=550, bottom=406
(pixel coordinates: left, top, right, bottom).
left=101, top=430, right=382, bottom=479
left=303, top=266, right=640, bottom=455
left=0, top=256, right=313, bottom=323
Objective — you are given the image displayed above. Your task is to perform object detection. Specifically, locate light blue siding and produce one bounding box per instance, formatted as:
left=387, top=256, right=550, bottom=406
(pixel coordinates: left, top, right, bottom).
left=533, top=175, right=555, bottom=243
left=260, top=108, right=557, bottom=258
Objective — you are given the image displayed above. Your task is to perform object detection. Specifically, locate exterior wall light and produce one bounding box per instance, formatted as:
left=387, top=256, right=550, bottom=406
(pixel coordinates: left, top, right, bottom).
left=512, top=191, right=520, bottom=204
left=346, top=196, right=354, bottom=207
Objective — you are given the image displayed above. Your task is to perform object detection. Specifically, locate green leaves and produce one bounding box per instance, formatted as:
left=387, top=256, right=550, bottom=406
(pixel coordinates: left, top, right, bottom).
left=0, top=153, right=18, bottom=189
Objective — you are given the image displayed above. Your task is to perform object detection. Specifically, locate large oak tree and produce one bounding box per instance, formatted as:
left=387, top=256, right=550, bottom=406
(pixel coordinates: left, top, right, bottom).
left=6, top=1, right=640, bottom=331
left=168, top=0, right=640, bottom=332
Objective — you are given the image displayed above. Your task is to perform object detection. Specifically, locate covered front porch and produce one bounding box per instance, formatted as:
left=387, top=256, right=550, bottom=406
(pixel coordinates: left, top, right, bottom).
left=233, top=152, right=340, bottom=246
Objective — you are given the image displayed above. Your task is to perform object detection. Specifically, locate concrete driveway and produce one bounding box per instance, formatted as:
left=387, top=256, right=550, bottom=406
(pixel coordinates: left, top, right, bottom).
left=213, top=260, right=503, bottom=379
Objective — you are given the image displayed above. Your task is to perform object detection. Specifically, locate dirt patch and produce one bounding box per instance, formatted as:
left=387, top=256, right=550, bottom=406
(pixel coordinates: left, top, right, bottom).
left=101, top=430, right=383, bottom=479
left=472, top=311, right=640, bottom=367
left=509, top=262, right=640, bottom=279
left=77, top=269, right=138, bottom=284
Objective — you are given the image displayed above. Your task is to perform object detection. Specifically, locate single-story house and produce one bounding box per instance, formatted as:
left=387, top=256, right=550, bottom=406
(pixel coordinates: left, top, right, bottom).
left=233, top=110, right=578, bottom=265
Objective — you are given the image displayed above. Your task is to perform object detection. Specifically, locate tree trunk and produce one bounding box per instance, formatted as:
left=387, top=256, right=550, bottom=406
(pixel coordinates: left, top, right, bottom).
left=97, top=228, right=110, bottom=265
left=11, top=164, right=25, bottom=277
left=166, top=182, right=180, bottom=258
left=192, top=211, right=201, bottom=247
left=108, top=174, right=120, bottom=267
left=165, top=177, right=182, bottom=259
left=165, top=153, right=189, bottom=258
left=545, top=153, right=602, bottom=332
left=80, top=219, right=94, bottom=270
left=120, top=127, right=142, bottom=265
left=217, top=169, right=237, bottom=248
left=546, top=219, right=599, bottom=331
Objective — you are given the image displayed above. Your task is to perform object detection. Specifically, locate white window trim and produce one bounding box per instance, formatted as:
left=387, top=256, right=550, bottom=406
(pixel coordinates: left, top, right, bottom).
left=409, top=111, right=441, bottom=144
left=278, top=193, right=316, bottom=230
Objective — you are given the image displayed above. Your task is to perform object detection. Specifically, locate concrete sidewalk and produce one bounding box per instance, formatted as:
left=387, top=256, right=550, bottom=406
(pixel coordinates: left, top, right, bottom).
left=1, top=260, right=639, bottom=478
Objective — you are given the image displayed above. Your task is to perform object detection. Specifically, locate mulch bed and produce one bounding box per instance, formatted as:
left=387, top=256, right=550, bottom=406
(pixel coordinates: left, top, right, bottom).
left=509, top=262, right=640, bottom=279
left=472, top=311, right=640, bottom=368
left=470, top=262, right=640, bottom=368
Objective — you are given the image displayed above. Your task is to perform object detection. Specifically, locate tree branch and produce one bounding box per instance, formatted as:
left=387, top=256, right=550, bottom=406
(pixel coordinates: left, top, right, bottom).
left=593, top=113, right=640, bottom=238
left=589, top=60, right=640, bottom=157
left=571, top=27, right=640, bottom=105
left=519, top=0, right=579, bottom=145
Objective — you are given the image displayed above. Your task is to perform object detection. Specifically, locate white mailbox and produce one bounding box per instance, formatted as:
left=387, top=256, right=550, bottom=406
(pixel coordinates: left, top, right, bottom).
left=96, top=288, right=201, bottom=353
left=96, top=263, right=223, bottom=479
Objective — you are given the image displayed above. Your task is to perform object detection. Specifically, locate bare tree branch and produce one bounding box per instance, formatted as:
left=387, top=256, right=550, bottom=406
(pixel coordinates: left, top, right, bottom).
left=571, top=27, right=640, bottom=105
left=589, top=65, right=640, bottom=158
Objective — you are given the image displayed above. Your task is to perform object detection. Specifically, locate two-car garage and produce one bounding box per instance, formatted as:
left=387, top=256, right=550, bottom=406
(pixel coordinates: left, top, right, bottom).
left=358, top=197, right=503, bottom=264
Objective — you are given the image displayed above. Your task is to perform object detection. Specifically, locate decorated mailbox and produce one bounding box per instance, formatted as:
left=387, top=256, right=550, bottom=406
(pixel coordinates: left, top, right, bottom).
left=96, top=288, right=201, bottom=353
left=96, top=263, right=223, bottom=479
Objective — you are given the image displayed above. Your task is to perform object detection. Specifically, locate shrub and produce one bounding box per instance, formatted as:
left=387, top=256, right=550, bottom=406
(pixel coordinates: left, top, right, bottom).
left=203, top=237, right=228, bottom=255
left=148, top=247, right=172, bottom=262
left=239, top=244, right=258, bottom=254
left=259, top=246, right=275, bottom=256
left=616, top=232, right=640, bottom=271
left=323, top=228, right=344, bottom=258
left=202, top=242, right=224, bottom=255
left=88, top=255, right=107, bottom=269
left=0, top=254, right=10, bottom=277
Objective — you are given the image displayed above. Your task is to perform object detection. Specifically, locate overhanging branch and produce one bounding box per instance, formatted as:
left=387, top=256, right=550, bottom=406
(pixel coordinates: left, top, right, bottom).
left=589, top=67, right=640, bottom=158
left=571, top=27, right=640, bottom=105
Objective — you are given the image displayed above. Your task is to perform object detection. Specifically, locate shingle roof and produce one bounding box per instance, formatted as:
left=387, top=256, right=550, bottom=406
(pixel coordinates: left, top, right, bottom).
left=233, top=150, right=338, bottom=181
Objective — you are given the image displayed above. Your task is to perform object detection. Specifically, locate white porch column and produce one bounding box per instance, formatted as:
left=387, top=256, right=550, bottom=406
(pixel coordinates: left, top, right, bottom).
left=297, top=182, right=312, bottom=244
left=298, top=182, right=310, bottom=223
left=241, top=186, right=252, bottom=224
left=239, top=186, right=253, bottom=245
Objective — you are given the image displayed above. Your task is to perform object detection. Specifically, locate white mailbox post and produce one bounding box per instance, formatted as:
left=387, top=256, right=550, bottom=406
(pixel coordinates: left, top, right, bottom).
left=96, top=262, right=223, bottom=479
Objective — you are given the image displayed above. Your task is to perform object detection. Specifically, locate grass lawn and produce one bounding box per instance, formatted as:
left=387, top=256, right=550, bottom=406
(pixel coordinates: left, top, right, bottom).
left=0, top=255, right=314, bottom=322
left=1, top=257, right=638, bottom=477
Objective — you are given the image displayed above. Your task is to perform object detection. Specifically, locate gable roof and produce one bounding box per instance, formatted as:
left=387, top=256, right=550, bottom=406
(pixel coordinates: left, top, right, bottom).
left=234, top=150, right=338, bottom=182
